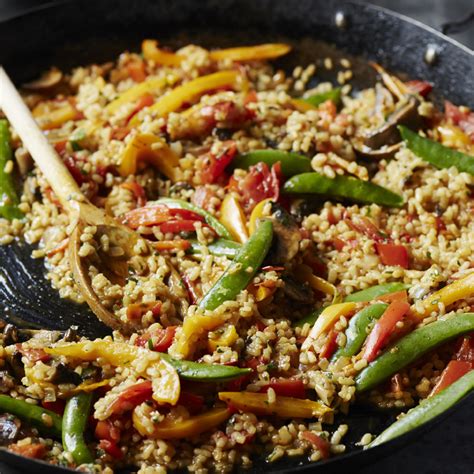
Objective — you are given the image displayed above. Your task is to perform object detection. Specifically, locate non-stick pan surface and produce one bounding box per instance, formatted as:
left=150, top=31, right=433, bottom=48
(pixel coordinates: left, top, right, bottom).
left=0, top=0, right=473, bottom=472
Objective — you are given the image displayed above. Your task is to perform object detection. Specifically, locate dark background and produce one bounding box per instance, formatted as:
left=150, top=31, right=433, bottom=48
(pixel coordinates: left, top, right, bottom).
left=0, top=1, right=473, bottom=473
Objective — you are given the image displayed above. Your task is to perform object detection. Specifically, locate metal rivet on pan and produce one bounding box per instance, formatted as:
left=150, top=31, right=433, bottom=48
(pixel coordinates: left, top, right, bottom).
left=424, top=44, right=438, bottom=65
left=335, top=11, right=347, bottom=29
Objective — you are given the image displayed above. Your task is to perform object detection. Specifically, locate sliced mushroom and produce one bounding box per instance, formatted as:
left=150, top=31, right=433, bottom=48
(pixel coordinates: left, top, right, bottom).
left=280, top=274, right=314, bottom=305
left=22, top=68, right=63, bottom=91
left=353, top=140, right=402, bottom=161
left=362, top=96, right=421, bottom=150
left=0, top=415, right=21, bottom=446
left=266, top=202, right=300, bottom=264
left=0, top=371, right=15, bottom=394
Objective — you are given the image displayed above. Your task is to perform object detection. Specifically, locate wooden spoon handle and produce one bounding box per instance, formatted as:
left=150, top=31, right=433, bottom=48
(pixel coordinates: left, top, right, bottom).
left=0, top=67, right=83, bottom=209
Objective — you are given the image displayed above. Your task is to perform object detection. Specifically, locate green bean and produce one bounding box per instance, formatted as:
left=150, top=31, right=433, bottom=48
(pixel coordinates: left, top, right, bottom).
left=158, top=198, right=233, bottom=240
left=302, top=88, right=341, bottom=107
left=344, top=283, right=410, bottom=302
left=159, top=353, right=252, bottom=381
left=370, top=370, right=474, bottom=447
left=293, top=308, right=323, bottom=328
left=399, top=125, right=474, bottom=176
left=333, top=303, right=388, bottom=359
left=0, top=394, right=62, bottom=438
left=189, top=238, right=241, bottom=259
left=198, top=220, right=273, bottom=311
left=282, top=172, right=404, bottom=207
left=0, top=120, right=23, bottom=220
left=356, top=313, right=474, bottom=392
left=232, top=150, right=312, bottom=177
left=62, top=392, right=94, bottom=465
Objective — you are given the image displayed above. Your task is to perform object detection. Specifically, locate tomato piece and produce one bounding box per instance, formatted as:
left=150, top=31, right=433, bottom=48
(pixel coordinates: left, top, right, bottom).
left=99, top=439, right=123, bottom=459
left=390, top=373, right=404, bottom=393
left=64, top=155, right=85, bottom=186
left=120, top=182, right=147, bottom=207
left=456, top=334, right=474, bottom=366
left=16, top=345, right=51, bottom=364
left=8, top=443, right=46, bottom=459
left=260, top=378, right=306, bottom=399
left=200, top=141, right=237, bottom=184
left=168, top=208, right=205, bottom=222
left=301, top=431, right=331, bottom=459
left=109, top=381, right=153, bottom=416
left=135, top=326, right=176, bottom=351
left=46, top=238, right=70, bottom=258
left=200, top=101, right=254, bottom=129
left=42, top=399, right=66, bottom=415
left=192, top=186, right=216, bottom=211
left=363, top=300, right=410, bottom=362
left=126, top=302, right=162, bottom=321
left=235, top=162, right=281, bottom=212
left=319, top=329, right=339, bottom=360
left=182, top=274, right=198, bottom=304
left=127, top=60, right=146, bottom=83
left=405, top=80, right=432, bottom=97
left=346, top=216, right=385, bottom=242
left=178, top=392, right=205, bottom=414
left=95, top=419, right=121, bottom=443
left=445, top=101, right=474, bottom=141
left=430, top=360, right=472, bottom=397
left=125, top=93, right=155, bottom=123
left=375, top=243, right=409, bottom=269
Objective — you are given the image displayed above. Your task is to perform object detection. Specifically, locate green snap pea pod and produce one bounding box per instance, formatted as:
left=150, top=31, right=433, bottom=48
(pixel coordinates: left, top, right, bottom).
left=0, top=394, right=62, bottom=438
left=232, top=150, right=312, bottom=177
left=198, top=220, right=273, bottom=311
left=302, top=88, right=342, bottom=107
left=293, top=308, right=323, bottom=328
left=399, top=125, right=474, bottom=176
left=158, top=198, right=233, bottom=240
left=333, top=303, right=388, bottom=359
left=0, top=120, right=23, bottom=220
left=370, top=370, right=474, bottom=447
left=159, top=353, right=252, bottom=381
left=62, top=392, right=94, bottom=465
left=356, top=313, right=474, bottom=392
left=189, top=238, right=241, bottom=258
left=344, top=282, right=410, bottom=302
left=282, top=172, right=404, bottom=208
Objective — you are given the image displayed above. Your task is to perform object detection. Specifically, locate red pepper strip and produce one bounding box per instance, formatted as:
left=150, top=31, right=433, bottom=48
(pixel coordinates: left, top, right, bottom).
left=200, top=141, right=237, bottom=184
left=95, top=419, right=121, bottom=443
left=363, top=300, right=410, bottom=362
left=108, top=381, right=153, bottom=416
left=125, top=93, right=155, bottom=123
left=182, top=274, right=198, bottom=304
left=120, top=182, right=147, bottom=207
left=319, top=329, right=339, bottom=360
left=378, top=290, right=408, bottom=304
left=429, top=360, right=472, bottom=397
left=16, top=345, right=51, bottom=364
left=405, top=80, right=433, bottom=97
left=64, top=156, right=85, bottom=185
left=121, top=205, right=170, bottom=228
left=259, top=378, right=306, bottom=399
left=178, top=391, right=205, bottom=414
left=168, top=208, right=205, bottom=222
left=375, top=242, right=409, bottom=269
left=127, top=60, right=147, bottom=83
left=301, top=431, right=331, bottom=459
left=98, top=439, right=123, bottom=459
left=42, top=400, right=66, bottom=416
left=456, top=334, right=474, bottom=365
left=160, top=219, right=204, bottom=234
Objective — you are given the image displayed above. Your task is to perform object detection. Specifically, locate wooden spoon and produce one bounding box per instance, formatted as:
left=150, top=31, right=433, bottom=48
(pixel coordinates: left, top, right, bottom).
left=0, top=67, right=147, bottom=334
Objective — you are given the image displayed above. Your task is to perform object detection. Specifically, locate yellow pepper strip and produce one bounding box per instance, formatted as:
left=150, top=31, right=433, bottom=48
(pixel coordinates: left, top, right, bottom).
left=119, top=133, right=180, bottom=181
left=208, top=324, right=239, bottom=352
left=105, top=77, right=170, bottom=114
left=301, top=302, right=357, bottom=351
left=130, top=70, right=240, bottom=125
left=412, top=272, right=474, bottom=319
left=45, top=340, right=180, bottom=405
left=294, top=264, right=339, bottom=303
left=33, top=102, right=77, bottom=130
left=175, top=313, right=228, bottom=358
left=248, top=198, right=272, bottom=234
left=209, top=43, right=291, bottom=62
left=248, top=283, right=276, bottom=302
left=219, top=194, right=249, bottom=243
left=218, top=392, right=332, bottom=419
left=291, top=98, right=317, bottom=112
left=437, top=124, right=473, bottom=150
left=142, top=39, right=184, bottom=66
left=71, top=379, right=110, bottom=394
left=133, top=407, right=231, bottom=439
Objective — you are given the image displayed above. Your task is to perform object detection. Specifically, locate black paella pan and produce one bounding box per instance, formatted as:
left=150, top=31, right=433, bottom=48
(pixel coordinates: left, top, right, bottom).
left=0, top=0, right=473, bottom=472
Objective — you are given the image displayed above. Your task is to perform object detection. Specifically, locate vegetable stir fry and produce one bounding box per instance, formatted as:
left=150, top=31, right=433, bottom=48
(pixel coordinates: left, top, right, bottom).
left=0, top=38, right=473, bottom=473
